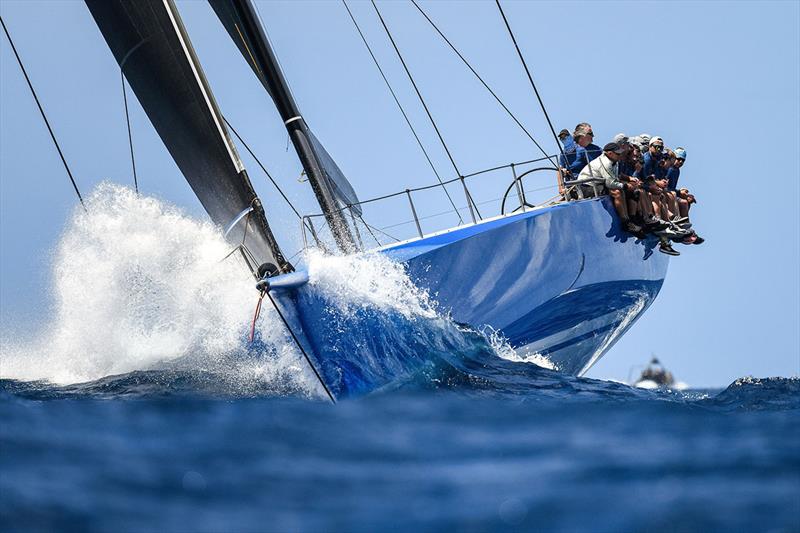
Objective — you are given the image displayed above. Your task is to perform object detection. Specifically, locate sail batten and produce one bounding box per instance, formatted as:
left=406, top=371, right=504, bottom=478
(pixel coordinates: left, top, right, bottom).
left=86, top=0, right=290, bottom=273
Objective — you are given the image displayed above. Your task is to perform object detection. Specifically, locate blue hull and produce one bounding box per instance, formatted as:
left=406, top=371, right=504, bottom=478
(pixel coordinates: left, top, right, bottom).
left=273, top=197, right=668, bottom=397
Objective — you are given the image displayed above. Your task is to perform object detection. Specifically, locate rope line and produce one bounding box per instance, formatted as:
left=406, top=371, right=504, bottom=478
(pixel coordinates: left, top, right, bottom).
left=249, top=291, right=266, bottom=343
left=342, top=0, right=462, bottom=224
left=1, top=16, right=86, bottom=211
left=120, top=70, right=139, bottom=194
left=370, top=1, right=462, bottom=178
left=494, top=0, right=564, bottom=158
left=410, top=0, right=557, bottom=168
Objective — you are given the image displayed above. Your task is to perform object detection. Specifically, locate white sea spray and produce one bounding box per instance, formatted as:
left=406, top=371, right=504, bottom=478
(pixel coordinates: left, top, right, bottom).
left=305, top=249, right=438, bottom=320
left=0, top=183, right=315, bottom=393
left=481, top=325, right=557, bottom=371
left=0, top=183, right=533, bottom=393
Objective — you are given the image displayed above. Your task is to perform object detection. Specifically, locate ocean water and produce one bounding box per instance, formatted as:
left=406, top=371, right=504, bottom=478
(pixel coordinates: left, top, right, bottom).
left=2, top=185, right=799, bottom=532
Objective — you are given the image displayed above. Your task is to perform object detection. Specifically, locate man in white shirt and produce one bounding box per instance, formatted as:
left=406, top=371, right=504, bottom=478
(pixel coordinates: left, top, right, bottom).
left=578, top=142, right=642, bottom=234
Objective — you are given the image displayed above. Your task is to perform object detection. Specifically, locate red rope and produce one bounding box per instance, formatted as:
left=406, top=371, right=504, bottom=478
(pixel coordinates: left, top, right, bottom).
left=250, top=291, right=266, bottom=343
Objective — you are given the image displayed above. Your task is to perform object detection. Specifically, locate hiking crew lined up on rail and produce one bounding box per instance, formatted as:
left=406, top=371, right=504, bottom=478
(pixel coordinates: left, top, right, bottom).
left=558, top=123, right=704, bottom=257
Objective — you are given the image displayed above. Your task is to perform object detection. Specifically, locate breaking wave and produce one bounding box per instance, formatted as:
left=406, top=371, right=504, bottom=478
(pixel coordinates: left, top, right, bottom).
left=0, top=184, right=552, bottom=398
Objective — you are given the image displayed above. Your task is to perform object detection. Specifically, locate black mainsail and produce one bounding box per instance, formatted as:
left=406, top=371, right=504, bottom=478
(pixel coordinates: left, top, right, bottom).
left=208, top=0, right=359, bottom=253
left=85, top=0, right=291, bottom=275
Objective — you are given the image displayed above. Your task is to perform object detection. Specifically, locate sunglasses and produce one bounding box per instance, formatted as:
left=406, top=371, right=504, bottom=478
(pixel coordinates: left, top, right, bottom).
left=652, top=145, right=664, bottom=151
left=586, top=131, right=594, bottom=136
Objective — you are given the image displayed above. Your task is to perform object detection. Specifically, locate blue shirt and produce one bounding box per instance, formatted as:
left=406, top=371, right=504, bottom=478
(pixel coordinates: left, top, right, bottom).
left=559, top=135, right=577, bottom=170
left=560, top=141, right=601, bottom=176
left=560, top=134, right=576, bottom=153
left=618, top=160, right=637, bottom=179
left=666, top=167, right=680, bottom=191
left=642, top=151, right=666, bottom=180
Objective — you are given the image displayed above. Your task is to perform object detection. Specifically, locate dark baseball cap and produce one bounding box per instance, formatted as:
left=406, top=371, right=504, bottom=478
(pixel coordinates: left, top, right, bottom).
left=603, top=142, right=625, bottom=154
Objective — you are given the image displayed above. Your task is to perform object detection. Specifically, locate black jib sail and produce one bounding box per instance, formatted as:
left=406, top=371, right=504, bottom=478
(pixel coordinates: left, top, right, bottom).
left=208, top=0, right=360, bottom=253
left=85, top=0, right=291, bottom=275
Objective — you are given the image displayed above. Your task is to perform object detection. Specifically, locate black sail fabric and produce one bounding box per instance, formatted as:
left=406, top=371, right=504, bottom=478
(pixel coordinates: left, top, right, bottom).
left=209, top=0, right=362, bottom=231
left=85, top=0, right=288, bottom=272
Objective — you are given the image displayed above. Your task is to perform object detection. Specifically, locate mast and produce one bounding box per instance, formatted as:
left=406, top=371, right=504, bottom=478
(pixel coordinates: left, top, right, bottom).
left=85, top=0, right=292, bottom=275
left=209, top=0, right=359, bottom=253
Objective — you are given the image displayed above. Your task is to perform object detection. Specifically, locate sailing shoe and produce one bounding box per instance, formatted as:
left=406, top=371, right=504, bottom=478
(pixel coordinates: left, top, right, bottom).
left=659, top=240, right=681, bottom=256
left=644, top=218, right=670, bottom=231
left=656, top=227, right=689, bottom=241
left=670, top=231, right=692, bottom=242
left=666, top=224, right=692, bottom=240
left=624, top=221, right=644, bottom=235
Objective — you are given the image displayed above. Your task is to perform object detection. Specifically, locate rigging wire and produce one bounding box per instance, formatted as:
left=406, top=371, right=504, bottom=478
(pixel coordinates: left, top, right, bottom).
left=224, top=117, right=332, bottom=253
left=360, top=216, right=400, bottom=243
left=263, top=289, right=337, bottom=404
left=1, top=16, right=86, bottom=211
left=120, top=70, right=139, bottom=194
left=494, top=0, right=564, bottom=159
left=223, top=116, right=304, bottom=221
left=370, top=1, right=463, bottom=179
left=358, top=215, right=384, bottom=246
left=409, top=0, right=558, bottom=168
left=342, top=0, right=462, bottom=224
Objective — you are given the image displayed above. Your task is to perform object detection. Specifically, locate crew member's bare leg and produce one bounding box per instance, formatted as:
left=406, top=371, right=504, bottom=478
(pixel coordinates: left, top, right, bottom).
left=677, top=198, right=690, bottom=218
left=610, top=189, right=630, bottom=221
left=627, top=195, right=640, bottom=219
left=639, top=189, right=654, bottom=219
left=666, top=191, right=681, bottom=219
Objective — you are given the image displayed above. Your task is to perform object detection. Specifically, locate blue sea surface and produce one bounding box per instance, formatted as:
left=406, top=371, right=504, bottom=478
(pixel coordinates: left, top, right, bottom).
left=1, top=358, right=798, bottom=532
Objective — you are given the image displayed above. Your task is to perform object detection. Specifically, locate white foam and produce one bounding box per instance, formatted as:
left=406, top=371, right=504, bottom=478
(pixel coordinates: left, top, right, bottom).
left=0, top=183, right=526, bottom=393
left=481, top=325, right=557, bottom=371
left=305, top=249, right=438, bottom=320
left=0, top=183, right=315, bottom=392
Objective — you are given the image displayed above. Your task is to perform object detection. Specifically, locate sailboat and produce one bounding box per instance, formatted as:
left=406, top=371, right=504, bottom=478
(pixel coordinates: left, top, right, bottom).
left=19, top=0, right=670, bottom=399
left=633, top=357, right=688, bottom=391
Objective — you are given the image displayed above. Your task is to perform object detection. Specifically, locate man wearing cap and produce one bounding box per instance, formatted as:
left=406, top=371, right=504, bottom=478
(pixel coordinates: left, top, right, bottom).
left=669, top=149, right=704, bottom=245
left=619, top=143, right=658, bottom=226
left=630, top=133, right=650, bottom=154
left=642, top=136, right=666, bottom=180
left=667, top=147, right=686, bottom=191
left=579, top=141, right=642, bottom=234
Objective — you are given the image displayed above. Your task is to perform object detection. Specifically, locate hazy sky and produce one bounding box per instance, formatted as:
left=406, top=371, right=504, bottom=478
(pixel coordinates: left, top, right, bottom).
left=1, top=0, right=798, bottom=387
